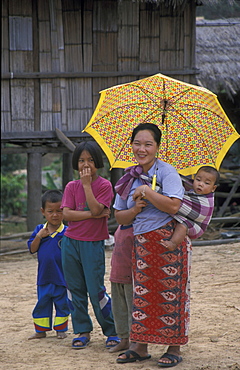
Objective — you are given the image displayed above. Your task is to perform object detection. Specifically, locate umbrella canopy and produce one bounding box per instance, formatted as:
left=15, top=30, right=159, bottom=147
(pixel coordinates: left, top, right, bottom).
left=83, top=73, right=240, bottom=176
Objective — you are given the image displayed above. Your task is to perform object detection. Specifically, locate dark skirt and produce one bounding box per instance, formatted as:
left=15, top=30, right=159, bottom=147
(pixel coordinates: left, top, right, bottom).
left=130, top=220, right=192, bottom=345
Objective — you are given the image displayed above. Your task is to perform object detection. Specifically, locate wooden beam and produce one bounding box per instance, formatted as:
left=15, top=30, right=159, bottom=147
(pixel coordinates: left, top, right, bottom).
left=1, top=69, right=199, bottom=79
left=1, top=131, right=90, bottom=140
left=1, top=146, right=74, bottom=154
left=55, top=128, right=76, bottom=152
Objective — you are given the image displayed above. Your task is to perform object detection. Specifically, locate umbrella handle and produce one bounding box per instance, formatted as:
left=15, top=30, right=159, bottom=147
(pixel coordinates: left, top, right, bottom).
left=152, top=174, right=157, bottom=190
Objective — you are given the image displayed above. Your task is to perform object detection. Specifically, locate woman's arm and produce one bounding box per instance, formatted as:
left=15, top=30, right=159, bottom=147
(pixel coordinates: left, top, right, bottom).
left=115, top=196, right=147, bottom=225
left=133, top=185, right=181, bottom=214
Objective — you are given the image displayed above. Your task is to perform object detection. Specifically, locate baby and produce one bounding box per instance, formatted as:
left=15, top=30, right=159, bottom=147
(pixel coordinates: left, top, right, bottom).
left=162, top=166, right=219, bottom=251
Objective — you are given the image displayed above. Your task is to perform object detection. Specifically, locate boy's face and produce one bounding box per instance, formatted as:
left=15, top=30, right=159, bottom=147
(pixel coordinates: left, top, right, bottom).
left=193, top=170, right=217, bottom=195
left=41, top=201, right=63, bottom=227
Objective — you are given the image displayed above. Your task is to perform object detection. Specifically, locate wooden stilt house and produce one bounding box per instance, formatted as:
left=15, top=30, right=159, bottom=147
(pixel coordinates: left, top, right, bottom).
left=1, top=0, right=204, bottom=230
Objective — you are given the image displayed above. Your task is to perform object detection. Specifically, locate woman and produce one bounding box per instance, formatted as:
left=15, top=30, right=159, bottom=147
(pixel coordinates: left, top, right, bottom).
left=113, top=123, right=192, bottom=367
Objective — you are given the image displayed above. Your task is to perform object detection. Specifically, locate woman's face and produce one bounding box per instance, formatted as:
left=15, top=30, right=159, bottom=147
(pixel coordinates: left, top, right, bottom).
left=131, top=130, right=159, bottom=173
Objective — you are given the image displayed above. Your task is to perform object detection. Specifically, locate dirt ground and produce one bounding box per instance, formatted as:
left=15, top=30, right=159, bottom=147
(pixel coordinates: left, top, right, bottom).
left=0, top=240, right=240, bottom=370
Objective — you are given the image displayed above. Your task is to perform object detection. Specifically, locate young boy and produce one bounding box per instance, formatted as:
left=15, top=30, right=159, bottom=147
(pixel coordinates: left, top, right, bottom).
left=162, top=166, right=219, bottom=251
left=28, top=190, right=70, bottom=340
left=109, top=224, right=134, bottom=353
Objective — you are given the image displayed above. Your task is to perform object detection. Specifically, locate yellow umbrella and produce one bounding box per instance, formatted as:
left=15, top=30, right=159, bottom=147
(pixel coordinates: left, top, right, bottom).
left=83, top=73, right=239, bottom=176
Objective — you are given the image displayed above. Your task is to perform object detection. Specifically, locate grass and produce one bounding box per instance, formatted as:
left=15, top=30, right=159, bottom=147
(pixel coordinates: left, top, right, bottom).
left=0, top=221, right=27, bottom=236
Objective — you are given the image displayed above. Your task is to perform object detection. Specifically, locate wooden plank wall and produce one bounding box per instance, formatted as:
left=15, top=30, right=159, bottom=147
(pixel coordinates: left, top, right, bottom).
left=1, top=0, right=197, bottom=138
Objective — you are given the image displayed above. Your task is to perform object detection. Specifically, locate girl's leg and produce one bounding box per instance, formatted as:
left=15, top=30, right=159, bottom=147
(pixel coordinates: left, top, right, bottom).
left=81, top=240, right=117, bottom=337
left=61, top=237, right=93, bottom=334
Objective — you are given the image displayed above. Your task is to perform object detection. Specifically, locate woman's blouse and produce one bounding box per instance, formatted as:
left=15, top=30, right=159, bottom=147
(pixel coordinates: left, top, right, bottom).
left=114, top=159, right=184, bottom=235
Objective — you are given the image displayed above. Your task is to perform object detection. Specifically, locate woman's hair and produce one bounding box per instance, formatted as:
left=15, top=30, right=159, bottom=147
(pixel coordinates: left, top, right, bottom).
left=130, top=123, right=162, bottom=146
left=72, top=141, right=104, bottom=170
left=41, top=190, right=63, bottom=209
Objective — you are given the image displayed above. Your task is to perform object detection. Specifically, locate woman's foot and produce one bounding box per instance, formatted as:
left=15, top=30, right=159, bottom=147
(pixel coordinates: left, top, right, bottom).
left=158, top=346, right=182, bottom=367
left=56, top=331, right=67, bottom=339
left=109, top=338, right=129, bottom=353
left=28, top=332, right=46, bottom=340
left=117, top=342, right=149, bottom=361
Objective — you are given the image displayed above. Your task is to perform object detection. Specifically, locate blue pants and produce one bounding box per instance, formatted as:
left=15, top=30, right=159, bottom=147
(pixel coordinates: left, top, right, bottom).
left=32, top=283, right=69, bottom=333
left=61, top=236, right=117, bottom=336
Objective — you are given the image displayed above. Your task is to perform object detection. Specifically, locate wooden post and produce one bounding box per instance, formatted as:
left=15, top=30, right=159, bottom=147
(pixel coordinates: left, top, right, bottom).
left=27, top=152, right=43, bottom=231
left=217, top=174, right=240, bottom=217
left=110, top=168, right=123, bottom=218
left=110, top=168, right=123, bottom=190
left=62, top=153, right=73, bottom=191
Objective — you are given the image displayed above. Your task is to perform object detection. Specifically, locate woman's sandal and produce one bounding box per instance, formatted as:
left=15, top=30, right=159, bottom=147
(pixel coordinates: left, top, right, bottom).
left=158, top=353, right=182, bottom=367
left=116, top=350, right=151, bottom=363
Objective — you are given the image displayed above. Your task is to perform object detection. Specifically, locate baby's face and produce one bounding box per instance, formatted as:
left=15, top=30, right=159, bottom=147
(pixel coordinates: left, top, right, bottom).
left=193, top=170, right=217, bottom=195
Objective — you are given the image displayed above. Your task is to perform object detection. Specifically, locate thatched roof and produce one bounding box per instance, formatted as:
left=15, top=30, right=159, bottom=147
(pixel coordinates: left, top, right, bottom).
left=196, top=18, right=240, bottom=99
left=137, top=0, right=234, bottom=6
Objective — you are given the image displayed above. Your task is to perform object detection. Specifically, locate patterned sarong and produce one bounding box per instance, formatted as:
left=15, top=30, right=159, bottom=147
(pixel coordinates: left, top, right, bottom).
left=130, top=220, right=192, bottom=345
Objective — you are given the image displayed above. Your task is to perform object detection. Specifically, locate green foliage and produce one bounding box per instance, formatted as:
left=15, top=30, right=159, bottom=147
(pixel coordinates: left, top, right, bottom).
left=42, top=172, right=58, bottom=191
left=0, top=173, right=27, bottom=217
left=1, top=152, right=27, bottom=175
left=43, top=157, right=62, bottom=177
left=196, top=0, right=240, bottom=19
left=0, top=221, right=27, bottom=236
left=42, top=156, right=62, bottom=190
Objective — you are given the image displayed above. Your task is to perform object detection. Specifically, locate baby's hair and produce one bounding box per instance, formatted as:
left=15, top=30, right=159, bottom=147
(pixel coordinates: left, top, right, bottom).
left=41, top=190, right=63, bottom=209
left=130, top=123, right=162, bottom=146
left=72, top=141, right=104, bottom=170
left=197, top=166, right=220, bottom=185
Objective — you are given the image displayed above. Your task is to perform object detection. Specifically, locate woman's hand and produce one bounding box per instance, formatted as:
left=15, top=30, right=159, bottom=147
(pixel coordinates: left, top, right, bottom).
left=115, top=196, right=147, bottom=225
left=133, top=184, right=181, bottom=214
left=133, top=196, right=147, bottom=214
left=132, top=185, right=148, bottom=201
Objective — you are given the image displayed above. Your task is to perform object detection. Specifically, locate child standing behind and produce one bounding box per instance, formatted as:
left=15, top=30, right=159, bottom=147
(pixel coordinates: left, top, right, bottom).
left=61, top=141, right=119, bottom=350
left=28, top=190, right=69, bottom=340
left=109, top=224, right=134, bottom=353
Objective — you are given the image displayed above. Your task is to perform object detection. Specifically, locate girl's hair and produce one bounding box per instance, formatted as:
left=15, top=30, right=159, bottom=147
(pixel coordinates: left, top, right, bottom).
left=41, top=190, right=63, bottom=209
left=130, top=123, right=162, bottom=146
left=72, top=141, right=104, bottom=170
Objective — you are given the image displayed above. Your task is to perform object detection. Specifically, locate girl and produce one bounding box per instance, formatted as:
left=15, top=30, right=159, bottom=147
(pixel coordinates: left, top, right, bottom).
left=61, top=141, right=119, bottom=350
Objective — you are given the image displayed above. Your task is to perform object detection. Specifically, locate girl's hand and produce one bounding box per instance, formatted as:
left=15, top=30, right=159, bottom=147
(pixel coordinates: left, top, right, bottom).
left=93, top=208, right=111, bottom=219
left=79, top=167, right=92, bottom=185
